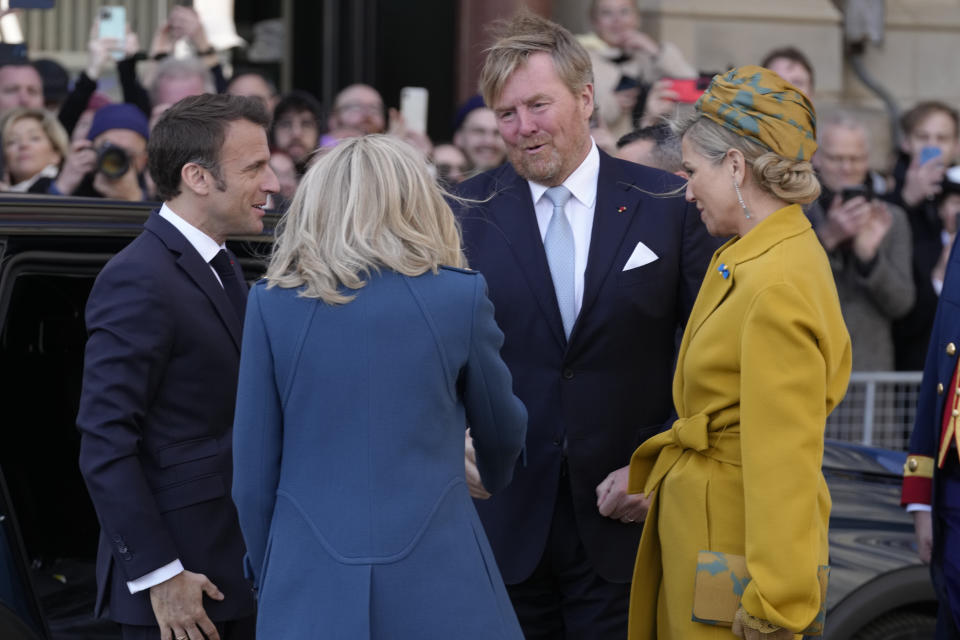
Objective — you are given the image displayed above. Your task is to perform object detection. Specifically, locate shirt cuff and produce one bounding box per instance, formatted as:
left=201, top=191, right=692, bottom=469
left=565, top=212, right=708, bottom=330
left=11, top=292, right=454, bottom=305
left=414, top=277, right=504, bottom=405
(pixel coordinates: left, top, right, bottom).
left=906, top=503, right=932, bottom=513
left=127, top=559, right=184, bottom=594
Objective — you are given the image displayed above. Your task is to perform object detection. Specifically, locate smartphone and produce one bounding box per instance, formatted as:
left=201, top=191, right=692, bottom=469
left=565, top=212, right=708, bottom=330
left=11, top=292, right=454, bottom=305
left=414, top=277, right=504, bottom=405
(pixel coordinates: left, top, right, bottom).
left=841, top=184, right=873, bottom=203
left=400, top=87, right=428, bottom=136
left=920, top=146, right=943, bottom=165
left=98, top=6, right=126, bottom=60
left=664, top=78, right=704, bottom=104
left=615, top=75, right=640, bottom=92
left=9, top=0, right=56, bottom=8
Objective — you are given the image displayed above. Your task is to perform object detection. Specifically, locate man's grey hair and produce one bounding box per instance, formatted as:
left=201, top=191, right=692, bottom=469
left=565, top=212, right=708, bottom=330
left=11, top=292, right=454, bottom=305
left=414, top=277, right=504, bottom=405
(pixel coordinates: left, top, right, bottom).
left=149, top=57, right=215, bottom=106
left=818, top=111, right=871, bottom=150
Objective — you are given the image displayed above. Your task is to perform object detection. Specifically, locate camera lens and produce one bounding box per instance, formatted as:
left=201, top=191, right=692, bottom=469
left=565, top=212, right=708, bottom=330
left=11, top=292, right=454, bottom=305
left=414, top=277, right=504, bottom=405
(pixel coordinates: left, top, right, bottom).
left=97, top=144, right=130, bottom=179
left=101, top=9, right=112, bottom=19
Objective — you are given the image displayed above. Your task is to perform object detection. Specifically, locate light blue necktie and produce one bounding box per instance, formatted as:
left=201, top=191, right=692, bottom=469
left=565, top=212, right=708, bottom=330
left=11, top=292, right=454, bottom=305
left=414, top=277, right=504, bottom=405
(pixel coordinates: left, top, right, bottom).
left=543, top=185, right=576, bottom=338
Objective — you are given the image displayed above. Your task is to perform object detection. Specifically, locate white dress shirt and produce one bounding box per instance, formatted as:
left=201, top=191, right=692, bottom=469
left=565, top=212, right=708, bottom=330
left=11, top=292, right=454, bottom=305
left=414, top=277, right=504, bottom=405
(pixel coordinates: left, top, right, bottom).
left=528, top=140, right=600, bottom=318
left=127, top=204, right=228, bottom=595
left=159, top=203, right=229, bottom=286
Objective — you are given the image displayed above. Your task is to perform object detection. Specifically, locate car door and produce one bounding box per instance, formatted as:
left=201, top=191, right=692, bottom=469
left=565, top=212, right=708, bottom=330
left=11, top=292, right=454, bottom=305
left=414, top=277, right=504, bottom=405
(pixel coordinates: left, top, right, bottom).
left=0, top=464, right=47, bottom=640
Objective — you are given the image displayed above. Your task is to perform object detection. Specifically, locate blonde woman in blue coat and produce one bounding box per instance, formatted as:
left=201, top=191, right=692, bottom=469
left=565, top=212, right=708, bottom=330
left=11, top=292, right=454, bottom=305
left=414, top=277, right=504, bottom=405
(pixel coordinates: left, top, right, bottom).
left=231, top=134, right=527, bottom=639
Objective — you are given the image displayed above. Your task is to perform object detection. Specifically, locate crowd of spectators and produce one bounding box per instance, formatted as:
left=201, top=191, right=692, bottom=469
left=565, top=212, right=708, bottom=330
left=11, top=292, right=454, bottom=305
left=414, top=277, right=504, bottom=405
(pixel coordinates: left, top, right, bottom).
left=0, top=1, right=954, bottom=374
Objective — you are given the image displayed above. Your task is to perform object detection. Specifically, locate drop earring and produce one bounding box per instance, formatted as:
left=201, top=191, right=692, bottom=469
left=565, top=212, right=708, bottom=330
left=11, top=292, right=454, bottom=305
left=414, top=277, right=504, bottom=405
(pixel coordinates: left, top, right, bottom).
left=733, top=179, right=751, bottom=220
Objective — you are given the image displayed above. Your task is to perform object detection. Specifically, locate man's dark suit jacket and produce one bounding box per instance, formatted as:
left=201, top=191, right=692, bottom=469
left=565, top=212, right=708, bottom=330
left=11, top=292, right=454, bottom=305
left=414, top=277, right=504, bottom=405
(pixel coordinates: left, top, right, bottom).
left=76, top=212, right=255, bottom=625
left=455, top=151, right=719, bottom=584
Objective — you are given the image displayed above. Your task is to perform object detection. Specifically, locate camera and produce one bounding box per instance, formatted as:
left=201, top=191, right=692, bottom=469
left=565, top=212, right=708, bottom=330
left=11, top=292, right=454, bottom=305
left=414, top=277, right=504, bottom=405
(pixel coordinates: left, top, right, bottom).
left=96, top=143, right=130, bottom=179
left=841, top=183, right=874, bottom=203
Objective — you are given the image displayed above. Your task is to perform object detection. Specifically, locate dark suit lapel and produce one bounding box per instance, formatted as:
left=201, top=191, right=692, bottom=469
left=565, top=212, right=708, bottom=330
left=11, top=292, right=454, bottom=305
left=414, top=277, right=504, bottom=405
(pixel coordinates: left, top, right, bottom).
left=486, top=166, right=567, bottom=349
left=574, top=152, right=645, bottom=340
left=144, top=213, right=243, bottom=350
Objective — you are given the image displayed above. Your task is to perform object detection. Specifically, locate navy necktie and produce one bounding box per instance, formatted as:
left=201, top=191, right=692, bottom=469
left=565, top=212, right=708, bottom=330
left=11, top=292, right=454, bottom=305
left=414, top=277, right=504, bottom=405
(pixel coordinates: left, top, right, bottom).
left=209, top=249, right=247, bottom=321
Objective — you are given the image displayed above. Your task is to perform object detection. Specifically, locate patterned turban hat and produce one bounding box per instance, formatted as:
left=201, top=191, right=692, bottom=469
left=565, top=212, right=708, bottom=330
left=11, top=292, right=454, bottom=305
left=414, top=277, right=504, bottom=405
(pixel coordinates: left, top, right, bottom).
left=695, top=65, right=817, bottom=162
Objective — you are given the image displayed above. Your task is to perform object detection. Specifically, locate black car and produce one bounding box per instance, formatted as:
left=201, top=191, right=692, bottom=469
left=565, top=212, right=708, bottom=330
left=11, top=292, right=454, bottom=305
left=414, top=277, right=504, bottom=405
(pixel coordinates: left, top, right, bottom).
left=822, top=441, right=937, bottom=639
left=0, top=197, right=940, bottom=639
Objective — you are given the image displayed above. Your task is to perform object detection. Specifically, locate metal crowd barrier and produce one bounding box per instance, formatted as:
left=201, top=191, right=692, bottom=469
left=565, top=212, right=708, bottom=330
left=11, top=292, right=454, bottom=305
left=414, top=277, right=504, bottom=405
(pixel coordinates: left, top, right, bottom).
left=825, top=371, right=924, bottom=451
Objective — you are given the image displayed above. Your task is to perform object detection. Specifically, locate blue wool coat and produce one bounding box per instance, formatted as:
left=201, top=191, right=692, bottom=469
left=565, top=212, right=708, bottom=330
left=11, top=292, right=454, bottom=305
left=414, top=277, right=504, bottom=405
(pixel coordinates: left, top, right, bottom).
left=232, top=268, right=527, bottom=639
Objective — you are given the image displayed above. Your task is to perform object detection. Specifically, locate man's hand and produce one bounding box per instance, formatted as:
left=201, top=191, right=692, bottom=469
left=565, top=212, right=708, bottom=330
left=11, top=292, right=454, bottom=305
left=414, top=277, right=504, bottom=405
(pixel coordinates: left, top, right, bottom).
left=914, top=510, right=933, bottom=564
left=817, top=195, right=868, bottom=251
left=595, top=465, right=650, bottom=524
left=168, top=6, right=212, bottom=54
left=54, top=140, right=97, bottom=196
left=85, top=19, right=120, bottom=80
left=902, top=153, right=946, bottom=208
left=638, top=79, right=679, bottom=128
left=149, top=570, right=223, bottom=640
left=93, top=161, right=144, bottom=201
left=387, top=108, right=433, bottom=157
left=465, top=429, right=491, bottom=500
left=149, top=20, right=175, bottom=60
left=619, top=30, right=660, bottom=56
left=851, top=201, right=892, bottom=263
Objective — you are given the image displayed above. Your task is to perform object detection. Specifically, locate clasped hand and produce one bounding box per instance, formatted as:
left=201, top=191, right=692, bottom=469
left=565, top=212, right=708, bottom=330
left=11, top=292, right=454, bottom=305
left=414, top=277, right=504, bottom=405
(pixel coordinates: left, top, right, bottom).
left=595, top=465, right=650, bottom=524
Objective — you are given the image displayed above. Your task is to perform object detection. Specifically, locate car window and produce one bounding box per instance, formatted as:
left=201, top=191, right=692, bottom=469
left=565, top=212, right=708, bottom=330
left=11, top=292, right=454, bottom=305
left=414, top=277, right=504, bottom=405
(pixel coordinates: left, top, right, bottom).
left=0, top=258, right=111, bottom=639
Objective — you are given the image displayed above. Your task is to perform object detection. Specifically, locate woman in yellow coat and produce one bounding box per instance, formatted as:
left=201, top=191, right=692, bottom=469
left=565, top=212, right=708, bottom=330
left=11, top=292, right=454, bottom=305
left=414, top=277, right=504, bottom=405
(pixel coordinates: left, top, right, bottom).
left=627, top=66, right=852, bottom=640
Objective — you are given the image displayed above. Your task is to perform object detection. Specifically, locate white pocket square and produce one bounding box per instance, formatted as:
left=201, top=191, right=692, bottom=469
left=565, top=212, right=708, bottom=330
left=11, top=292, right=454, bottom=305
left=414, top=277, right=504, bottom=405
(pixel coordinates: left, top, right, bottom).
left=622, top=242, right=659, bottom=271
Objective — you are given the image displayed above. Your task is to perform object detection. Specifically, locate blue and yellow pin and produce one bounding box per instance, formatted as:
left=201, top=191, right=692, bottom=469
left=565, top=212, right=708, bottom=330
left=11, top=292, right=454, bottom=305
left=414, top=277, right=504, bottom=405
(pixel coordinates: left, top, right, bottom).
left=717, top=263, right=730, bottom=279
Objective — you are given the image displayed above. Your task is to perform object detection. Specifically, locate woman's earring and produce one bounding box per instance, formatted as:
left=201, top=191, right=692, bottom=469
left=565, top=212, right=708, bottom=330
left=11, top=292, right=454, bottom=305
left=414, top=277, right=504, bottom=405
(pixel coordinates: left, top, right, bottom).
left=733, top=180, right=751, bottom=220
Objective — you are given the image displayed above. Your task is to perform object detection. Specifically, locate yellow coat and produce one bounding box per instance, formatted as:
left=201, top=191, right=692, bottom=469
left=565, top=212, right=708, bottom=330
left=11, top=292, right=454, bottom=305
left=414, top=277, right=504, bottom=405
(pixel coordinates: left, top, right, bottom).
left=627, top=205, right=852, bottom=639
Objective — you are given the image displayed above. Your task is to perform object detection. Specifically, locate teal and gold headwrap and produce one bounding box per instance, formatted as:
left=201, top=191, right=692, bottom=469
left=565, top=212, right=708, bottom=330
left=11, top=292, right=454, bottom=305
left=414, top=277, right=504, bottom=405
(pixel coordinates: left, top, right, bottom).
left=695, top=65, right=817, bottom=162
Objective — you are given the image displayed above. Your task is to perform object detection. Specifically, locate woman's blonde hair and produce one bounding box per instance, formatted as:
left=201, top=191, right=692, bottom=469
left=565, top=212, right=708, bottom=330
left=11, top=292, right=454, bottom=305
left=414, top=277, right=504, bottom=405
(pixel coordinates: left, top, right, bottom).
left=1, top=107, right=70, bottom=176
left=677, top=113, right=821, bottom=205
left=265, top=134, right=467, bottom=304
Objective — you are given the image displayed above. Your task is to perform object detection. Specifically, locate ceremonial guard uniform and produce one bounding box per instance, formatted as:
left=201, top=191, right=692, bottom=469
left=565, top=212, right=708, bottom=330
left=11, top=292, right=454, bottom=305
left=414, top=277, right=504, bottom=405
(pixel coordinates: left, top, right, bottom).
left=903, top=240, right=960, bottom=638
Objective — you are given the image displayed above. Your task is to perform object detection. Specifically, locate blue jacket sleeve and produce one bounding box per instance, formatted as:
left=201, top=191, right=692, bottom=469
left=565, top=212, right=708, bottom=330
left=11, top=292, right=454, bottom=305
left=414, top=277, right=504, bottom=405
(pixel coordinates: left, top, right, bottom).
left=232, top=284, right=284, bottom=589
left=462, top=274, right=527, bottom=494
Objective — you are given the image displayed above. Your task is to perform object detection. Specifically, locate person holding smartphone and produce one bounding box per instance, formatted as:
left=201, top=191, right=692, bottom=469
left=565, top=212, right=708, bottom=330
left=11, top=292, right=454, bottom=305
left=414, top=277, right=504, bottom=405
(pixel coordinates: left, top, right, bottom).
left=808, top=112, right=914, bottom=373
left=576, top=0, right=696, bottom=139
left=885, top=101, right=960, bottom=371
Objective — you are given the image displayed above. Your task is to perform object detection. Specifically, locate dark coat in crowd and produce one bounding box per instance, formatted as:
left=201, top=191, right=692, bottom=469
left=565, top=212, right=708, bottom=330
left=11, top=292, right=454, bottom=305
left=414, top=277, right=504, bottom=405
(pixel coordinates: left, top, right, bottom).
left=806, top=187, right=915, bottom=370
left=886, top=153, right=946, bottom=370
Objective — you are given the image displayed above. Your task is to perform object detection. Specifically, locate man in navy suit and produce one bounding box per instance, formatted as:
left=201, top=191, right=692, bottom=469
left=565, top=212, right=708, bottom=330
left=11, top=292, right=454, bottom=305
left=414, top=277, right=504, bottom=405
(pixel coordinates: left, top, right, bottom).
left=77, top=93, right=278, bottom=640
left=455, top=12, right=718, bottom=638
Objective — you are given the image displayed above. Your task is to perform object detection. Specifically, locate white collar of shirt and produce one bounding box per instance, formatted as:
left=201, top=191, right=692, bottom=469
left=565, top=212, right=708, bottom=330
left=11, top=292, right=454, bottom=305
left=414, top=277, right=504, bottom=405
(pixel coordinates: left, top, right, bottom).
left=158, top=203, right=225, bottom=263
left=527, top=140, right=599, bottom=211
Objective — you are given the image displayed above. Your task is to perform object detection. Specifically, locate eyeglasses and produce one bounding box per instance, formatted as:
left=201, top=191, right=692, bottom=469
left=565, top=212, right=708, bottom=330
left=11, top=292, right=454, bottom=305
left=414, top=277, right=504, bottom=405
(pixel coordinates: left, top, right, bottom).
left=436, top=163, right=468, bottom=174
left=819, top=152, right=868, bottom=166
left=274, top=117, right=317, bottom=131
left=463, top=126, right=499, bottom=139
left=337, top=103, right=383, bottom=116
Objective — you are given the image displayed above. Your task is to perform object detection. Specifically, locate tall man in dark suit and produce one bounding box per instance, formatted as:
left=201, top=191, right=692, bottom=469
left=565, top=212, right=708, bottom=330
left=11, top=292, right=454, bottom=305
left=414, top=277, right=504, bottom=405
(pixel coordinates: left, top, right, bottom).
left=77, top=93, right=279, bottom=640
left=454, top=12, right=718, bottom=638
